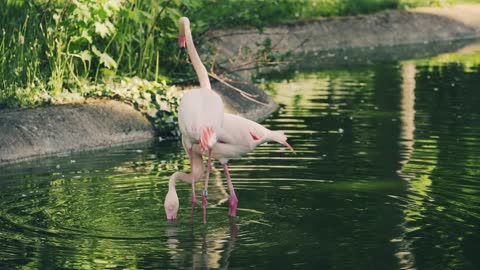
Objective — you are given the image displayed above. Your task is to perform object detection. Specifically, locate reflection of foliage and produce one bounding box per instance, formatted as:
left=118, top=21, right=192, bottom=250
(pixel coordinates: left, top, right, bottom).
left=397, top=60, right=480, bottom=270
left=413, top=47, right=480, bottom=72
left=0, top=139, right=237, bottom=269
left=2, top=54, right=480, bottom=269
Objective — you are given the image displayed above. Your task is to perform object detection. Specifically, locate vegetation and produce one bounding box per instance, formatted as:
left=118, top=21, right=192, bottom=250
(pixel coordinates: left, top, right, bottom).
left=1, top=0, right=186, bottom=133
left=1, top=0, right=479, bottom=133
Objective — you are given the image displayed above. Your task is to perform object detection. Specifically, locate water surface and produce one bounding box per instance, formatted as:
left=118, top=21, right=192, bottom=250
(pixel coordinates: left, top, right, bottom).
left=1, top=43, right=480, bottom=269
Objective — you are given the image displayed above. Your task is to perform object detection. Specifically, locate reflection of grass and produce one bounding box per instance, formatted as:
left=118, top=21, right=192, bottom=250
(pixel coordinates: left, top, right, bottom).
left=411, top=42, right=480, bottom=70
left=325, top=179, right=404, bottom=192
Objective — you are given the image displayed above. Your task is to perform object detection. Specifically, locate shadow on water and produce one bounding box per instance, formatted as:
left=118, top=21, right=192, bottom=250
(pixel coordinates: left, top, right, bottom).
left=1, top=39, right=480, bottom=269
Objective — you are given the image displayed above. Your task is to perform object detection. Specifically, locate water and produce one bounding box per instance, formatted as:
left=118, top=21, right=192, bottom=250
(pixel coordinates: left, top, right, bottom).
left=1, top=44, right=480, bottom=269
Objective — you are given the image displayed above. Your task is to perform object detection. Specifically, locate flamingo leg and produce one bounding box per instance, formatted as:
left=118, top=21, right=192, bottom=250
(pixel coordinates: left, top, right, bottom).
left=187, top=147, right=197, bottom=208
left=202, top=148, right=212, bottom=224
left=223, top=163, right=238, bottom=217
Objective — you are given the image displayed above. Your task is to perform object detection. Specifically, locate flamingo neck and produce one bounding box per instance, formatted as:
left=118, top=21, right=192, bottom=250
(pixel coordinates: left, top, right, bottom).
left=168, top=173, right=177, bottom=191
left=169, top=171, right=193, bottom=190
left=183, top=22, right=211, bottom=90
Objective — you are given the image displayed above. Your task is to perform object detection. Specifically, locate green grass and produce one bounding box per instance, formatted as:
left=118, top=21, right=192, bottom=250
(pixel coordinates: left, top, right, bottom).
left=185, top=0, right=480, bottom=29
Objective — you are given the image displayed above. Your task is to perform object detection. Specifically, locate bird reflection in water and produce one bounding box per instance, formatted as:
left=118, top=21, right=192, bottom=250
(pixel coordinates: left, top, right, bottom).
left=165, top=218, right=239, bottom=269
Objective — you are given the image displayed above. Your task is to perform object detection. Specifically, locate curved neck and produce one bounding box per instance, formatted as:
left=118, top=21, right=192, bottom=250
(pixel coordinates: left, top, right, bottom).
left=169, top=171, right=193, bottom=190
left=183, top=22, right=211, bottom=89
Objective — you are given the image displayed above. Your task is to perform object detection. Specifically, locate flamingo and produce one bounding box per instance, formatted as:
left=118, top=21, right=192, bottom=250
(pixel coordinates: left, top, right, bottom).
left=177, top=17, right=224, bottom=223
left=164, top=113, right=295, bottom=220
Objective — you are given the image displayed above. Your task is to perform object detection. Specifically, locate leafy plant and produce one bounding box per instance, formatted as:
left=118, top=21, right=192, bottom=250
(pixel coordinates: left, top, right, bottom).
left=2, top=0, right=480, bottom=131
left=82, top=77, right=181, bottom=135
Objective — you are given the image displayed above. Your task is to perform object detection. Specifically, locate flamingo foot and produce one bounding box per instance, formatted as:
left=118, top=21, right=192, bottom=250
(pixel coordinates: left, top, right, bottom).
left=167, top=214, right=177, bottom=220
left=228, top=195, right=238, bottom=217
left=202, top=194, right=208, bottom=224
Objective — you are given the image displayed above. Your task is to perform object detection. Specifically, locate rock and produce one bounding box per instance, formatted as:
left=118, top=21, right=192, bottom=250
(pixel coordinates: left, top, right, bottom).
left=211, top=77, right=278, bottom=122
left=0, top=100, right=154, bottom=164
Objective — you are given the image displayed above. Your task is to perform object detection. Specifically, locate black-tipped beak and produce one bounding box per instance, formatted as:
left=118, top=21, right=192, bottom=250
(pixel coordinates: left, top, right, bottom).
left=282, top=141, right=296, bottom=155
left=178, top=35, right=186, bottom=56
left=180, top=47, right=186, bottom=56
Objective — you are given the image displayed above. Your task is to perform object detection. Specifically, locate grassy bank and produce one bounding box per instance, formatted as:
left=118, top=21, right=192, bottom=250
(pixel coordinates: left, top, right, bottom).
left=1, top=0, right=479, bottom=132
left=1, top=0, right=185, bottom=133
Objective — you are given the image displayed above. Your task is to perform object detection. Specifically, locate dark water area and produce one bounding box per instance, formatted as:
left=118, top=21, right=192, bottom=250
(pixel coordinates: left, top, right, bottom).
left=1, top=43, right=480, bottom=269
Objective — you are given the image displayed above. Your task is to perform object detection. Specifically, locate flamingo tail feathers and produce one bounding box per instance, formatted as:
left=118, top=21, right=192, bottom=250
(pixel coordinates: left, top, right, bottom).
left=200, top=127, right=217, bottom=151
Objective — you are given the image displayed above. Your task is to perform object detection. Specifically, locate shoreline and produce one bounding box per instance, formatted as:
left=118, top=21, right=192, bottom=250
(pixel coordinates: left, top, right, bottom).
left=207, top=4, right=480, bottom=80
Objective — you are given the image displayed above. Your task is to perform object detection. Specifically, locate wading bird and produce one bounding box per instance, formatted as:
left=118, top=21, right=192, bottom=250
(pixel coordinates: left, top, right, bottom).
left=177, top=17, right=224, bottom=223
left=164, top=113, right=295, bottom=220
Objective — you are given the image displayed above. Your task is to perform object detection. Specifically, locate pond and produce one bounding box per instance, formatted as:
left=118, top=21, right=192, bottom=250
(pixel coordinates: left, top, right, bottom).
left=1, top=41, right=480, bottom=269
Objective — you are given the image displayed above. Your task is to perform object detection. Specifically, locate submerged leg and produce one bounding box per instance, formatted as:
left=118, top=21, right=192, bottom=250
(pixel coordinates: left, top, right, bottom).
left=202, top=149, right=212, bottom=224
left=223, top=163, right=238, bottom=217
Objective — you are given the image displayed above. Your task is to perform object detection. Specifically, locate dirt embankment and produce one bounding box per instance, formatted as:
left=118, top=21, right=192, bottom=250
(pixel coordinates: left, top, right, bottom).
left=207, top=4, right=480, bottom=79
left=0, top=100, right=154, bottom=164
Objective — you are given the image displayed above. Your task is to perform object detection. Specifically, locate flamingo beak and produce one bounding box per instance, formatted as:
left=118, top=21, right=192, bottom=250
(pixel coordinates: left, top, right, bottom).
left=282, top=141, right=296, bottom=155
left=178, top=35, right=186, bottom=56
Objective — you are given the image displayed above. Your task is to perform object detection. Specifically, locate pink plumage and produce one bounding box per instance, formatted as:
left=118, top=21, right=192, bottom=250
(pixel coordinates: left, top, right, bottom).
left=165, top=113, right=295, bottom=219
left=169, top=17, right=294, bottom=222
left=177, top=17, right=224, bottom=223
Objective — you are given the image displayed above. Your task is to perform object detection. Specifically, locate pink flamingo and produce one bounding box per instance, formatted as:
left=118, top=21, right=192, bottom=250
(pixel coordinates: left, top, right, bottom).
left=164, top=113, right=295, bottom=220
left=177, top=17, right=224, bottom=222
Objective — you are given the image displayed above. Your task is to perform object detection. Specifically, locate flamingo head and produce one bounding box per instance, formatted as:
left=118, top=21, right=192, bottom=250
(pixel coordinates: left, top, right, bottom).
left=281, top=140, right=296, bottom=155
left=267, top=130, right=297, bottom=155
left=164, top=188, right=179, bottom=220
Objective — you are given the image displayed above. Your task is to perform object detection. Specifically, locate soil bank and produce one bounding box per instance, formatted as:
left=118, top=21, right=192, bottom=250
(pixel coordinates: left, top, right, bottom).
left=207, top=4, right=480, bottom=79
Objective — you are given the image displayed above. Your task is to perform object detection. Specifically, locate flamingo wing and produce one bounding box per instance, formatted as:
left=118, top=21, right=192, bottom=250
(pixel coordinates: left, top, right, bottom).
left=178, top=88, right=224, bottom=147
left=222, top=114, right=268, bottom=147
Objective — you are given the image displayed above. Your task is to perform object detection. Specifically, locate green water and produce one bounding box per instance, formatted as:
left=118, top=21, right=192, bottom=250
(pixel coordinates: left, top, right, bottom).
left=1, top=44, right=480, bottom=269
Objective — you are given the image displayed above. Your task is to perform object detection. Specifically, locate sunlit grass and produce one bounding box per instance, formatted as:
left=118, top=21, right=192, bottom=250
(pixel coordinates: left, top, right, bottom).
left=408, top=41, right=480, bottom=71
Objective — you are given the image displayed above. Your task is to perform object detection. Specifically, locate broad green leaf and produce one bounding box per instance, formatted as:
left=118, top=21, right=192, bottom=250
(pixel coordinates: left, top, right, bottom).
left=81, top=29, right=93, bottom=43
left=92, top=45, right=117, bottom=69
left=78, top=50, right=92, bottom=62
left=94, top=22, right=110, bottom=38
